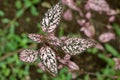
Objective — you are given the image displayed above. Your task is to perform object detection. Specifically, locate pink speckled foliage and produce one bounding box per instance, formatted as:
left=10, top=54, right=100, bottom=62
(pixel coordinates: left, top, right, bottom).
left=19, top=0, right=96, bottom=76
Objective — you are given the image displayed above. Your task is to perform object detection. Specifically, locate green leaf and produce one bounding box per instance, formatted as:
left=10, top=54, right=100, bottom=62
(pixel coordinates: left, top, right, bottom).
left=87, top=48, right=98, bottom=54
left=25, top=17, right=31, bottom=22
left=105, top=44, right=119, bottom=57
left=96, top=73, right=104, bottom=80
left=18, top=70, right=25, bottom=78
left=102, top=66, right=115, bottom=76
left=37, top=69, right=43, bottom=73
left=15, top=0, right=22, bottom=9
left=42, top=74, right=48, bottom=80
left=113, top=24, right=120, bottom=37
left=59, top=27, right=64, bottom=37
left=66, top=73, right=72, bottom=80
left=24, top=65, right=30, bottom=75
left=24, top=0, right=32, bottom=8
left=0, top=10, right=5, bottom=17
left=2, top=18, right=10, bottom=23
left=41, top=2, right=51, bottom=8
left=32, top=0, right=40, bottom=4
left=2, top=68, right=10, bottom=77
left=9, top=25, right=15, bottom=34
left=98, top=54, right=115, bottom=67
left=84, top=74, right=90, bottom=80
left=16, top=9, right=24, bottom=18
left=37, top=23, right=46, bottom=34
left=59, top=67, right=68, bottom=75
left=30, top=6, right=39, bottom=16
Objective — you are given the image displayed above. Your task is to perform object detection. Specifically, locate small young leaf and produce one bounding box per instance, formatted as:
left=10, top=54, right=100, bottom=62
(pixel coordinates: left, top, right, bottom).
left=62, top=38, right=96, bottom=55
left=20, top=49, right=38, bottom=62
left=32, top=0, right=40, bottom=4
left=113, top=24, right=120, bottom=37
left=28, top=34, right=43, bottom=43
left=24, top=0, right=32, bottom=8
left=41, top=1, right=63, bottom=33
left=39, top=46, right=57, bottom=75
left=2, top=18, right=10, bottom=23
left=15, top=0, right=22, bottom=9
left=105, top=43, right=119, bottom=57
left=47, top=34, right=62, bottom=46
left=30, top=6, right=39, bottom=16
left=67, top=60, right=79, bottom=71
left=0, top=10, right=5, bottom=17
left=41, top=2, right=51, bottom=8
left=16, top=9, right=24, bottom=18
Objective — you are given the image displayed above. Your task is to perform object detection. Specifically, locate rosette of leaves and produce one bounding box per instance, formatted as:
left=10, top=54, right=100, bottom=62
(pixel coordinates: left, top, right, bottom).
left=20, top=1, right=96, bottom=76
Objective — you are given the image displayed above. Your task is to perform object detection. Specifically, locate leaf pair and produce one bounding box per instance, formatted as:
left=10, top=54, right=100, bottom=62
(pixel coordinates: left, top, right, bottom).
left=20, top=46, right=58, bottom=75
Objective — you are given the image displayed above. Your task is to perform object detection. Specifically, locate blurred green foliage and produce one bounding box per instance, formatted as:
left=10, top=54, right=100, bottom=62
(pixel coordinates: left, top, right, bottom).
left=0, top=0, right=120, bottom=80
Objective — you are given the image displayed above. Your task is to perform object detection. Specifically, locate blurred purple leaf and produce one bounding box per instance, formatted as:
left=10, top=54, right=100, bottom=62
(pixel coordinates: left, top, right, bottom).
left=85, top=0, right=113, bottom=14
left=57, top=56, right=67, bottom=64
left=57, top=54, right=79, bottom=72
left=62, top=0, right=83, bottom=16
left=63, top=9, right=73, bottom=21
left=106, top=24, right=113, bottom=29
left=80, top=22, right=95, bottom=38
left=63, top=54, right=71, bottom=61
left=57, top=54, right=71, bottom=65
left=60, top=36, right=68, bottom=41
left=62, top=0, right=79, bottom=11
left=95, top=43, right=104, bottom=50
left=107, top=10, right=117, bottom=16
left=58, top=64, right=63, bottom=69
left=113, top=58, right=120, bottom=70
left=109, top=16, right=115, bottom=22
left=77, top=19, right=86, bottom=26
left=99, top=32, right=115, bottom=43
left=71, top=72, right=77, bottom=79
left=38, top=62, right=46, bottom=71
left=67, top=60, right=79, bottom=71
left=85, top=12, right=91, bottom=20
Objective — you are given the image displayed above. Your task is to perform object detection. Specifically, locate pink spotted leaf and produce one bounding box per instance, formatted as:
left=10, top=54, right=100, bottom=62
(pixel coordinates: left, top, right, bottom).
left=62, top=37, right=96, bottom=55
left=39, top=46, right=57, bottom=75
left=46, top=34, right=62, bottom=46
left=28, top=34, right=43, bottom=43
left=41, top=1, right=63, bottom=33
left=20, top=49, right=38, bottom=62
